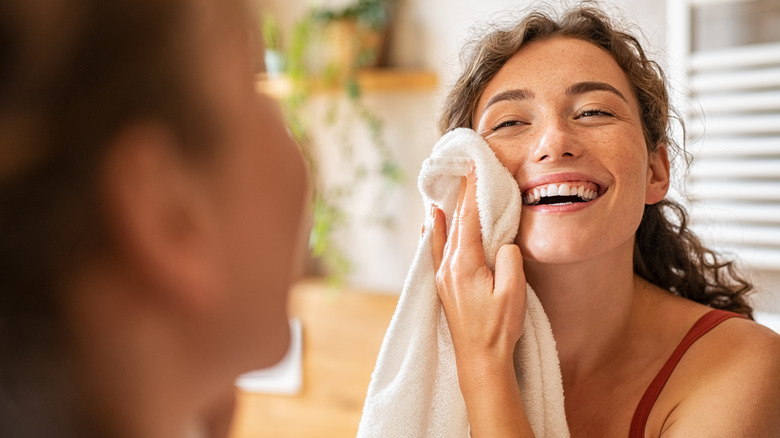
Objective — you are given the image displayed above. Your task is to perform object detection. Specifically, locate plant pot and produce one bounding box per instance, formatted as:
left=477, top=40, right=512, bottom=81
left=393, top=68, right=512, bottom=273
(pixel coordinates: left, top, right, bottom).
left=323, top=18, right=386, bottom=74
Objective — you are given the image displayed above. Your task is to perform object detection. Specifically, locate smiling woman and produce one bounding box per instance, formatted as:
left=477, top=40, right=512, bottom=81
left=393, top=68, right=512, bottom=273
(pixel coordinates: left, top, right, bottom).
left=431, top=4, right=780, bottom=438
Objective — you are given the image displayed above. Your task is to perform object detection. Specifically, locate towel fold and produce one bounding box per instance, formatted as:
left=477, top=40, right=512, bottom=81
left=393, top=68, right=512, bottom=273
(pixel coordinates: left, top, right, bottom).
left=357, top=128, right=570, bottom=438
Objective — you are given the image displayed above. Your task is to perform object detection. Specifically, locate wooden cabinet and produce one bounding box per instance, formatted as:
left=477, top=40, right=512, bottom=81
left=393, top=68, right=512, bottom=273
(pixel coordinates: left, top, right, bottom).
left=229, top=280, right=399, bottom=438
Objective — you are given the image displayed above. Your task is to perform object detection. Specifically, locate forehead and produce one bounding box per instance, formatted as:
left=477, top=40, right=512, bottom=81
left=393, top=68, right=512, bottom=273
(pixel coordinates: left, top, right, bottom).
left=476, top=37, right=636, bottom=112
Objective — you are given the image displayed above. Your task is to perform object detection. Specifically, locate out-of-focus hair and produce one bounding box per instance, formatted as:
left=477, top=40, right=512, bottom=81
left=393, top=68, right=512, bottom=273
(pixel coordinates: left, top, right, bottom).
left=0, top=0, right=238, bottom=435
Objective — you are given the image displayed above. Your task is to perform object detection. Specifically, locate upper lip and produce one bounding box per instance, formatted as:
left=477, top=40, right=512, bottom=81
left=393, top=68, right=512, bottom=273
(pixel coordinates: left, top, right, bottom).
left=520, top=172, right=608, bottom=196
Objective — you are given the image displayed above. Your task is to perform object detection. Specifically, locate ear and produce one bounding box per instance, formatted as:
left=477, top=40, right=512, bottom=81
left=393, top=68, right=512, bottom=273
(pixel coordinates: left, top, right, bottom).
left=645, top=143, right=670, bottom=205
left=99, top=123, right=222, bottom=313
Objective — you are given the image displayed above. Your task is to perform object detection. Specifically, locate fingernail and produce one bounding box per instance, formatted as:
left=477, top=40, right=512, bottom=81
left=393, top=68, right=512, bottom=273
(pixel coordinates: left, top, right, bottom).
left=469, top=160, right=476, bottom=174
left=430, top=204, right=437, bottom=219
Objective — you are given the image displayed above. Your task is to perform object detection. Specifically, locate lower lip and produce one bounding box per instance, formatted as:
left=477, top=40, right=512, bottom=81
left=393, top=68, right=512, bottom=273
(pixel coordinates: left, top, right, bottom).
left=522, top=197, right=600, bottom=213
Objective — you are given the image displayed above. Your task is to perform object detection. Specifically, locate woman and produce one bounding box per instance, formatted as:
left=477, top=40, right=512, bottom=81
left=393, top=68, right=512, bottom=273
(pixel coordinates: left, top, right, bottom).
left=431, top=5, right=780, bottom=437
left=0, top=0, right=307, bottom=437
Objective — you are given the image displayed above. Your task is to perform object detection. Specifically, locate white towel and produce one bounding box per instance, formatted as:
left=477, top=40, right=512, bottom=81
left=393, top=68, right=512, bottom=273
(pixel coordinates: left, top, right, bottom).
left=357, top=128, right=570, bottom=437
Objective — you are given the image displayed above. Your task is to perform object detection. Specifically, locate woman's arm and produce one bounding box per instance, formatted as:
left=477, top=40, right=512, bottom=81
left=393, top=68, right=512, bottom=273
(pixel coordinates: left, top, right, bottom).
left=430, top=168, right=534, bottom=437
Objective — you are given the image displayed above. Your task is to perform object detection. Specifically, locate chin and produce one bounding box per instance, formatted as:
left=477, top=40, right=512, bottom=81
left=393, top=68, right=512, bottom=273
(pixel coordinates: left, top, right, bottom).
left=254, top=312, right=292, bottom=369
left=523, top=251, right=589, bottom=266
left=520, top=237, right=593, bottom=263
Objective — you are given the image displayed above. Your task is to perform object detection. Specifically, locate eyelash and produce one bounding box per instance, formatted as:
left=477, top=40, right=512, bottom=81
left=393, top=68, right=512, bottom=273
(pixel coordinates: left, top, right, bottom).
left=491, top=120, right=525, bottom=131
left=488, top=107, right=615, bottom=132
left=575, top=108, right=614, bottom=118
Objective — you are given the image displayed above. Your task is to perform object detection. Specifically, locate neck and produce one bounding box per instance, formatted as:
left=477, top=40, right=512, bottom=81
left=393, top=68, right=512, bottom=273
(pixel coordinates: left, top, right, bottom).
left=65, top=263, right=220, bottom=438
left=524, top=241, right=643, bottom=381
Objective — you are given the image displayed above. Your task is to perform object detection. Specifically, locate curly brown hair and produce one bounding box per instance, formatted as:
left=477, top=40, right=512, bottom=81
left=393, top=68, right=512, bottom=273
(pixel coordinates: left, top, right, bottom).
left=439, top=4, right=754, bottom=317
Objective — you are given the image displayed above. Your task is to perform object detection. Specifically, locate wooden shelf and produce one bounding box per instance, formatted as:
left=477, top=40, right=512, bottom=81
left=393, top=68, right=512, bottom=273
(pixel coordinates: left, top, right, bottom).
left=256, top=69, right=438, bottom=97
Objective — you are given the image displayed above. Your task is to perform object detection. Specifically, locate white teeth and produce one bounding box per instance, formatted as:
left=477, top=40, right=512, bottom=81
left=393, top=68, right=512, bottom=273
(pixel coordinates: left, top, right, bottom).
left=524, top=188, right=541, bottom=205
left=522, top=182, right=600, bottom=205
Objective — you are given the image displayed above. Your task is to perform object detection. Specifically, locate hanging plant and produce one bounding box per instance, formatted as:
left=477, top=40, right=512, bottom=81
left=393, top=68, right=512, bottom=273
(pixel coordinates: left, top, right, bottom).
left=268, top=0, right=403, bottom=284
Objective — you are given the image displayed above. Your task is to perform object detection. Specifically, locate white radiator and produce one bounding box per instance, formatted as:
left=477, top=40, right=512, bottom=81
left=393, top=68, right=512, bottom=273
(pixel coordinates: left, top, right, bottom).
left=668, top=0, right=780, bottom=271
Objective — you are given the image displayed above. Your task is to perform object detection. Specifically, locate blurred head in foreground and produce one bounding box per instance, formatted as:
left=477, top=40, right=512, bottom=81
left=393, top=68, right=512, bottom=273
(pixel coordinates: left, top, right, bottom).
left=0, top=0, right=307, bottom=436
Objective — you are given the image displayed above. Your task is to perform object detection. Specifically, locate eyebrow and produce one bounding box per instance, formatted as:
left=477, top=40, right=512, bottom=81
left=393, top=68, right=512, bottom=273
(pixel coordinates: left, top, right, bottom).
left=482, top=89, right=534, bottom=113
left=481, top=81, right=628, bottom=114
left=566, top=81, right=627, bottom=102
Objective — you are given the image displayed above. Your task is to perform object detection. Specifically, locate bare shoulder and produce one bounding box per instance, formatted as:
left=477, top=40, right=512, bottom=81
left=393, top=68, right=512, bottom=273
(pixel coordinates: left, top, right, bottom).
left=657, top=315, right=780, bottom=437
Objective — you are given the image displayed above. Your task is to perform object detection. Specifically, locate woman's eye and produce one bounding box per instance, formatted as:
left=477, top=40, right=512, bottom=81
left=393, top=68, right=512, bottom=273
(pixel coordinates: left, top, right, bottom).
left=576, top=108, right=614, bottom=118
left=491, top=120, right=525, bottom=131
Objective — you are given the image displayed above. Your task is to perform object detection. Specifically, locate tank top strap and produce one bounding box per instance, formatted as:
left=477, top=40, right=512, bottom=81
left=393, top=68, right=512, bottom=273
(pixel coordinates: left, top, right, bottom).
left=628, top=309, right=747, bottom=437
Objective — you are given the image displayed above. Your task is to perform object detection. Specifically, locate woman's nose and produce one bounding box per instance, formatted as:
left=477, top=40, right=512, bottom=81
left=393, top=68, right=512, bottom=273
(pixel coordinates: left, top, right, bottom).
left=531, top=120, right=581, bottom=162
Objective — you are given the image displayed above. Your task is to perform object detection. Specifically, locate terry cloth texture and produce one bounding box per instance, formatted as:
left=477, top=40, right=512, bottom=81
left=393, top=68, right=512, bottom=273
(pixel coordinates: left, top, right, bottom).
left=357, top=128, right=570, bottom=437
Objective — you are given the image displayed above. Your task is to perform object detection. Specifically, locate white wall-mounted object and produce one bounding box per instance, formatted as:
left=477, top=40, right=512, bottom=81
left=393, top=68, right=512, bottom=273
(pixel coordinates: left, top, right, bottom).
left=667, top=0, right=780, bottom=276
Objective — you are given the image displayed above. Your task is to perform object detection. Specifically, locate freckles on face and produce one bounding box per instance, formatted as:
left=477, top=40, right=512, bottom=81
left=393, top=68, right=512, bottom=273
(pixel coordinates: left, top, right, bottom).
left=471, top=37, right=653, bottom=264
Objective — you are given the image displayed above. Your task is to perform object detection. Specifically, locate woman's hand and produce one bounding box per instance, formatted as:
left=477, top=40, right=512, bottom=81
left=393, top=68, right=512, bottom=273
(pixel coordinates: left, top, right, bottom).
left=431, top=166, right=527, bottom=372
left=430, top=167, right=534, bottom=437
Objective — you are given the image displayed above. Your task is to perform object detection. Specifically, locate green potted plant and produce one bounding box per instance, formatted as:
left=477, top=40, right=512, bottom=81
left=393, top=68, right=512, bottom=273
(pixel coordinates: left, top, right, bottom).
left=313, top=0, right=395, bottom=75
left=272, top=0, right=403, bottom=284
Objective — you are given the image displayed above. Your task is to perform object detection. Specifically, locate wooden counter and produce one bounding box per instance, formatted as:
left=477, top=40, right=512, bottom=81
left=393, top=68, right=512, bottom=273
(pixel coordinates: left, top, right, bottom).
left=229, top=279, right=400, bottom=438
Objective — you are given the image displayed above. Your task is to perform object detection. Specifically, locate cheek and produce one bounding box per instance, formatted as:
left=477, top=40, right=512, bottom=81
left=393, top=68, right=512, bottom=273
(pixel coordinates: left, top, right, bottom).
left=220, top=131, right=306, bottom=367
left=603, top=149, right=651, bottom=235
left=226, top=97, right=307, bottom=280
left=617, top=149, right=651, bottom=198
left=242, top=121, right=307, bottom=287
left=485, top=138, right=528, bottom=175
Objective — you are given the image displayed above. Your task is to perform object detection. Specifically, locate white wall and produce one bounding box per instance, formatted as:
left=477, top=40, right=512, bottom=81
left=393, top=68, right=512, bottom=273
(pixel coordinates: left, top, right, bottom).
left=257, top=0, right=669, bottom=95
left=386, top=0, right=668, bottom=91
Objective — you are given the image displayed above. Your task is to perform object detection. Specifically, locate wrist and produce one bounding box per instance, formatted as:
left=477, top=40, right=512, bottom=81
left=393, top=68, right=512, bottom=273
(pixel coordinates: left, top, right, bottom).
left=456, top=351, right=518, bottom=395
left=456, top=355, right=533, bottom=438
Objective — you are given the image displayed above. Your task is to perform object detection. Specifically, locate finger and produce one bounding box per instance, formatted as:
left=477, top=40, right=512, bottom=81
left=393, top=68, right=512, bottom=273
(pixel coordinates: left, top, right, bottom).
left=430, top=206, right=447, bottom=272
left=449, top=175, right=468, bottom=247
left=494, top=244, right=526, bottom=308
left=455, top=167, right=485, bottom=262
left=455, top=174, right=468, bottom=213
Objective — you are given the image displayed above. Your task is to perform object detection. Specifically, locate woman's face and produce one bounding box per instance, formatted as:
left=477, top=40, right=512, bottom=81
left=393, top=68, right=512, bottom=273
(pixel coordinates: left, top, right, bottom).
left=472, top=37, right=668, bottom=266
left=195, top=7, right=308, bottom=370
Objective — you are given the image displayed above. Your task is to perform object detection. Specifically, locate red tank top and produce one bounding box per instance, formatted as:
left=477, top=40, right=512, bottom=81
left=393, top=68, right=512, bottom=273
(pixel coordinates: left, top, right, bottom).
left=628, top=309, right=746, bottom=437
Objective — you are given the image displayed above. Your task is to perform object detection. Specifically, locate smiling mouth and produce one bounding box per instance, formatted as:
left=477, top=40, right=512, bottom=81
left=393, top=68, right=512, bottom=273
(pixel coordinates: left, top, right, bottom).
left=523, top=182, right=601, bottom=206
